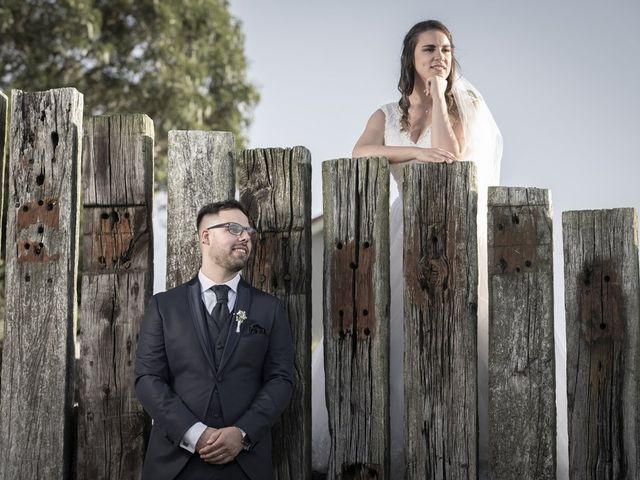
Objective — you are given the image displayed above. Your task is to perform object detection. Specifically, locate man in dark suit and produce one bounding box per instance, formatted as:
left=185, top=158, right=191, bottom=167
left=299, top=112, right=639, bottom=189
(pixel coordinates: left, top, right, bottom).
left=135, top=199, right=294, bottom=480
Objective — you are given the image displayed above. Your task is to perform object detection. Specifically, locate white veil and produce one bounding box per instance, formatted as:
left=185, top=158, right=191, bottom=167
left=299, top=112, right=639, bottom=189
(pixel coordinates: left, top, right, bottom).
left=452, top=75, right=502, bottom=185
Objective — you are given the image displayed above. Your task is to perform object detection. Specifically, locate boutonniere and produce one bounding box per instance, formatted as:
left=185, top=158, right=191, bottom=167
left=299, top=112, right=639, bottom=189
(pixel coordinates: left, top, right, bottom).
left=234, top=310, right=247, bottom=333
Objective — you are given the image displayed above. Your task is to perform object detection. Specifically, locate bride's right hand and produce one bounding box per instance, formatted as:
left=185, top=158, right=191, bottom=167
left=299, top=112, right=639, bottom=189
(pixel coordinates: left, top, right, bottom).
left=414, top=147, right=457, bottom=164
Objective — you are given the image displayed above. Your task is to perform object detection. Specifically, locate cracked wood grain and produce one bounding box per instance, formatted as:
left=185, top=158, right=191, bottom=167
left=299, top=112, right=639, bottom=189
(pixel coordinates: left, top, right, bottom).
left=166, top=130, right=235, bottom=288
left=76, top=114, right=154, bottom=479
left=0, top=88, right=83, bottom=479
left=238, top=146, right=312, bottom=480
left=488, top=187, right=556, bottom=479
left=563, top=208, right=640, bottom=479
left=403, top=161, right=477, bottom=480
left=323, top=157, right=390, bottom=480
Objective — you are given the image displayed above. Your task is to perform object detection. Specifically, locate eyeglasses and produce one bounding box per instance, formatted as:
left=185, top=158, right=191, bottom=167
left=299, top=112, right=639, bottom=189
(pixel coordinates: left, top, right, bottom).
left=206, top=222, right=257, bottom=237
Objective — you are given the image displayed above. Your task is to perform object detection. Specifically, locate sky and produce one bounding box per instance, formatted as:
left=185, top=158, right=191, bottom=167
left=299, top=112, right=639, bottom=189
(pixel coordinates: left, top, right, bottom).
left=229, top=0, right=640, bottom=216
left=224, top=1, right=640, bottom=476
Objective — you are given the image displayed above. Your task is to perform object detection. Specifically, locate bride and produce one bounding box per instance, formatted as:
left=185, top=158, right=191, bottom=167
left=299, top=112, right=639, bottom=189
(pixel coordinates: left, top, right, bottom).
left=313, top=19, right=563, bottom=478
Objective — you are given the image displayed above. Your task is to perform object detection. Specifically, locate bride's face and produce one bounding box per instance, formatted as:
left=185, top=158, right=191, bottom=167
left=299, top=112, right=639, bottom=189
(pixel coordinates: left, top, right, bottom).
left=413, top=30, right=452, bottom=81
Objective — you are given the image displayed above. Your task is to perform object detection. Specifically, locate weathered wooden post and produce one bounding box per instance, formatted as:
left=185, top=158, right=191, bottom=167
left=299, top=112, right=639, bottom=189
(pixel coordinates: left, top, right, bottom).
left=0, top=89, right=7, bottom=371
left=76, top=114, right=154, bottom=479
left=0, top=88, right=83, bottom=479
left=403, top=162, right=477, bottom=480
left=563, top=208, right=640, bottom=479
left=322, top=157, right=390, bottom=480
left=238, top=146, right=312, bottom=480
left=0, top=89, right=7, bottom=249
left=166, top=131, right=235, bottom=287
left=487, top=187, right=556, bottom=478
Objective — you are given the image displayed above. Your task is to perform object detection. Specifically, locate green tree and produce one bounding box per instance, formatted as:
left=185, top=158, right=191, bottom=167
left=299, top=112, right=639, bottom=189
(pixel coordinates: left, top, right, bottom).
left=0, top=0, right=259, bottom=185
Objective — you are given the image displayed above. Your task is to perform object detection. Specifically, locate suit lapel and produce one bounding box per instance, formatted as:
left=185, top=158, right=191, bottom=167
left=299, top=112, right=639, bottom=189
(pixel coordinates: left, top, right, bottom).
left=218, top=277, right=253, bottom=374
left=186, top=276, right=216, bottom=372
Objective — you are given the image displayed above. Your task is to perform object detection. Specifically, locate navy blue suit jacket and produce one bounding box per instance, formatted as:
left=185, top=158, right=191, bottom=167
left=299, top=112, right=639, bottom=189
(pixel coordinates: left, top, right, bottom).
left=134, top=276, right=294, bottom=480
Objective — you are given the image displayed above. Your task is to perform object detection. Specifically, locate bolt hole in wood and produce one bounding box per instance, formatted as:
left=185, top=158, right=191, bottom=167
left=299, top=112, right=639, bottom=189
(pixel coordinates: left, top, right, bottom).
left=498, top=223, right=504, bottom=230
left=512, top=214, right=520, bottom=224
left=37, top=199, right=44, bottom=206
left=51, top=131, right=58, bottom=149
left=499, top=258, right=508, bottom=272
left=37, top=225, right=44, bottom=234
left=525, top=260, right=532, bottom=268
left=46, top=201, right=54, bottom=211
left=341, top=463, right=380, bottom=479
left=22, top=205, right=29, bottom=212
left=363, top=241, right=370, bottom=248
left=25, top=274, right=30, bottom=282
left=28, top=158, right=34, bottom=165
left=36, top=173, right=45, bottom=185
left=362, top=309, right=368, bottom=316
left=363, top=327, right=371, bottom=336
left=600, top=323, right=607, bottom=330
left=604, top=275, right=610, bottom=282
left=24, top=242, right=30, bottom=250
left=100, top=212, right=109, bottom=220
left=349, top=262, right=357, bottom=269
left=336, top=241, right=343, bottom=250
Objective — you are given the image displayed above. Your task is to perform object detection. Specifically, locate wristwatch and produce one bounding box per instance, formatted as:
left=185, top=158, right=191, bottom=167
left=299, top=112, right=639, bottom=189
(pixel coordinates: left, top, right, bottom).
left=237, top=427, right=252, bottom=451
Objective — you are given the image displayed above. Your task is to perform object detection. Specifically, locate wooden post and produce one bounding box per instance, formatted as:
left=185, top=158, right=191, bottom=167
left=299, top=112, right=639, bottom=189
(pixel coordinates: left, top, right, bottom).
left=238, top=146, right=313, bottom=480
left=322, top=157, right=390, bottom=480
left=562, top=208, right=640, bottom=479
left=75, top=114, right=154, bottom=479
left=487, top=187, right=556, bottom=478
left=0, top=89, right=6, bottom=249
left=0, top=88, right=83, bottom=479
left=403, top=162, right=477, bottom=480
left=0, top=89, right=7, bottom=372
left=166, top=131, right=235, bottom=288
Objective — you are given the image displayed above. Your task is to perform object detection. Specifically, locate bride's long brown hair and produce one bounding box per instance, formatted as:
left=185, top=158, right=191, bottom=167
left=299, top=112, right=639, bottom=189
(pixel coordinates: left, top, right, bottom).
left=398, top=20, right=460, bottom=132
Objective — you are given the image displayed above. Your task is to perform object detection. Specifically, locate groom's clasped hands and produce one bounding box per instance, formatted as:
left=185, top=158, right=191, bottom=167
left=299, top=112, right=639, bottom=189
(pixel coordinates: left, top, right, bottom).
left=196, top=426, right=243, bottom=465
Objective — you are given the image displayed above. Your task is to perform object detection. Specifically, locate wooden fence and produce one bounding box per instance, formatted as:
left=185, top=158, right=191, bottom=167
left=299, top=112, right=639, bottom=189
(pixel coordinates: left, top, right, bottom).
left=0, top=87, right=639, bottom=480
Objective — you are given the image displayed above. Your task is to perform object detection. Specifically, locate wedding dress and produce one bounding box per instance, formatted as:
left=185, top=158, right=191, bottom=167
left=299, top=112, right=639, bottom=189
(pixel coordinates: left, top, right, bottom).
left=312, top=77, right=566, bottom=479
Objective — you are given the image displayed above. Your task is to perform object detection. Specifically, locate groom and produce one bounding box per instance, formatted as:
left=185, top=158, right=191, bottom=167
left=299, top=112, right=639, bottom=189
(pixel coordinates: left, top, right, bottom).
left=135, top=199, right=294, bottom=480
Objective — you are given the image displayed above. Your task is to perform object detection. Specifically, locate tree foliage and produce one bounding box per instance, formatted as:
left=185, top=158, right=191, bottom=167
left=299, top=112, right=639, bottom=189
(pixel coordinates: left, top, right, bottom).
left=0, top=0, right=259, bottom=186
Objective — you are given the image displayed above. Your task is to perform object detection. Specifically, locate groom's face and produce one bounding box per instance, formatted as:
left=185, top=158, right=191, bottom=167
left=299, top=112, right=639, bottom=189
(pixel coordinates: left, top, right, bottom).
left=201, top=208, right=253, bottom=274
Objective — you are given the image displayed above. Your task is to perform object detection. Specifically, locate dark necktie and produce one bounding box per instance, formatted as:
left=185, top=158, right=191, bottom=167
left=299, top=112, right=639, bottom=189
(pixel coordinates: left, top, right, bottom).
left=211, top=284, right=231, bottom=331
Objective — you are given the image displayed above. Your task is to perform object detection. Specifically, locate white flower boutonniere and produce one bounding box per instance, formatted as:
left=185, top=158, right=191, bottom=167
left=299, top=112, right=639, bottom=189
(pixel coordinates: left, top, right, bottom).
left=234, top=310, right=247, bottom=333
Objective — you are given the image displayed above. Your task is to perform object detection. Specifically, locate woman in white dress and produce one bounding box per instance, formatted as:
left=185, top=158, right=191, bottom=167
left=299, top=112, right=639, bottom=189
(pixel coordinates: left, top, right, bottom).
left=312, top=19, right=505, bottom=477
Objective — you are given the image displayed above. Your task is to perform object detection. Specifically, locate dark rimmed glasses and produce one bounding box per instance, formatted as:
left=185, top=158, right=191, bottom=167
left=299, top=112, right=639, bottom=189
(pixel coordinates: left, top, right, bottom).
left=206, top=222, right=257, bottom=237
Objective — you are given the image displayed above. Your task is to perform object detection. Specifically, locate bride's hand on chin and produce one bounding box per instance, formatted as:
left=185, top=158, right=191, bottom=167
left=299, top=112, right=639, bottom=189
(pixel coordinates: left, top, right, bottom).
left=414, top=147, right=457, bottom=164
left=425, top=75, right=448, bottom=98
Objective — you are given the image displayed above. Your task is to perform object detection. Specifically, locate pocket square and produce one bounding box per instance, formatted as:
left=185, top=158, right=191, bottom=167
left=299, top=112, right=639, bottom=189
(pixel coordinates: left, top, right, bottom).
left=247, top=324, right=267, bottom=335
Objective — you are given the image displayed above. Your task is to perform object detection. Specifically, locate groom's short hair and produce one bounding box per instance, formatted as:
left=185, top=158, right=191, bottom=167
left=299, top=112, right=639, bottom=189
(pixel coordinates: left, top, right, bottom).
left=196, top=199, right=252, bottom=231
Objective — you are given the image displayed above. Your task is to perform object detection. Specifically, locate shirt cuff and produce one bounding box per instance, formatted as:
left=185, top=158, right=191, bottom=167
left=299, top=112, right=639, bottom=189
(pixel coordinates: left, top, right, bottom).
left=180, top=422, right=207, bottom=453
